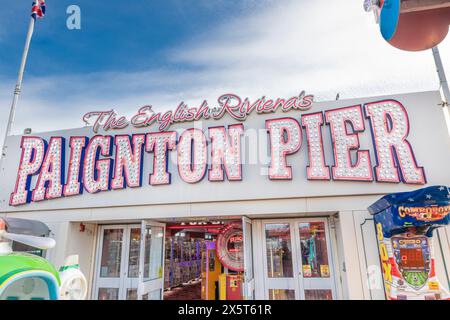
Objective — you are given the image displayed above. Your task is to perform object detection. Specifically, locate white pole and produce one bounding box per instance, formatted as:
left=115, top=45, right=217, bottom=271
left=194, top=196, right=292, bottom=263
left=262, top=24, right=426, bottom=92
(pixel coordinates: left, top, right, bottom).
left=431, top=46, right=450, bottom=136
left=1, top=16, right=36, bottom=158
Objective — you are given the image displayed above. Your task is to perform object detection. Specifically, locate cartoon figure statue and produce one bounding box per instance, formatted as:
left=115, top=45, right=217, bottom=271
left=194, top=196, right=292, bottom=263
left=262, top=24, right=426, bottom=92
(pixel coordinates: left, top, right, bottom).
left=59, top=255, right=88, bottom=300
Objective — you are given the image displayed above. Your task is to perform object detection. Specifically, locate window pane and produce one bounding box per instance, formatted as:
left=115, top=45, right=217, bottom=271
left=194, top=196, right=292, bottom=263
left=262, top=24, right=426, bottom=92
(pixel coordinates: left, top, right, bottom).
left=98, top=288, right=119, bottom=300
left=299, top=222, right=330, bottom=278
left=126, top=288, right=137, bottom=300
left=144, top=226, right=164, bottom=281
left=128, top=228, right=141, bottom=278
left=148, top=289, right=161, bottom=300
left=305, top=289, right=332, bottom=300
left=100, top=229, right=123, bottom=278
left=265, top=223, right=293, bottom=278
left=268, top=289, right=295, bottom=300
left=12, top=242, right=44, bottom=257
left=140, top=290, right=160, bottom=300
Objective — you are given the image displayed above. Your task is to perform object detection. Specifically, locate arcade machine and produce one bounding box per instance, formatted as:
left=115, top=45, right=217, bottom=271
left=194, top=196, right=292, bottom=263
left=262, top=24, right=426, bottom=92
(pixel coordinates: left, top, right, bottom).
left=165, top=235, right=203, bottom=290
left=201, top=241, right=221, bottom=300
left=200, top=222, right=246, bottom=300
left=368, top=185, right=450, bottom=300
left=216, top=223, right=244, bottom=300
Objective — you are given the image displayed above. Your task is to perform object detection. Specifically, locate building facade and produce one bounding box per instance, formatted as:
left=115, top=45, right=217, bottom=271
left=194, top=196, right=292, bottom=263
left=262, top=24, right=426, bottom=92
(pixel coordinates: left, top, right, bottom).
left=0, top=90, right=449, bottom=300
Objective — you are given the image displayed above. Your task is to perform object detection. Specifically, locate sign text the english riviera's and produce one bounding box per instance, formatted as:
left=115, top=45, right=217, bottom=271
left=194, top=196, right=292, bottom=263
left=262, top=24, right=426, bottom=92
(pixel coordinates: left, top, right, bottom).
left=83, top=92, right=314, bottom=132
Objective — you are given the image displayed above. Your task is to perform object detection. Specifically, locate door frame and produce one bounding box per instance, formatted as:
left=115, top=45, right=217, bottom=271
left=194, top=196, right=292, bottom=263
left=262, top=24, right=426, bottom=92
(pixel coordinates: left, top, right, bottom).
left=93, top=224, right=128, bottom=300
left=293, top=217, right=337, bottom=299
left=137, top=220, right=166, bottom=300
left=260, top=219, right=302, bottom=299
left=123, top=224, right=144, bottom=299
left=92, top=223, right=141, bottom=300
left=257, top=217, right=338, bottom=300
left=242, top=216, right=255, bottom=300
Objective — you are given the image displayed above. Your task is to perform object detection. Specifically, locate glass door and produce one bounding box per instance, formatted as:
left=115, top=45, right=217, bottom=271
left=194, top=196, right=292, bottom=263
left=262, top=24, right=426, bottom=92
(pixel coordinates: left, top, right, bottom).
left=261, top=218, right=336, bottom=300
left=293, top=218, right=336, bottom=300
left=262, top=221, right=300, bottom=300
left=137, top=220, right=166, bottom=300
left=123, top=226, right=142, bottom=300
left=95, top=225, right=143, bottom=300
left=242, top=216, right=254, bottom=300
left=95, top=225, right=127, bottom=300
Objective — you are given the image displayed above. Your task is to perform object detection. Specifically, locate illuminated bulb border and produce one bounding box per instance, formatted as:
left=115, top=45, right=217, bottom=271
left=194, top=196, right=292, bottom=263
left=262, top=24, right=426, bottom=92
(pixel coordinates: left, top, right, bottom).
left=208, top=124, right=244, bottom=182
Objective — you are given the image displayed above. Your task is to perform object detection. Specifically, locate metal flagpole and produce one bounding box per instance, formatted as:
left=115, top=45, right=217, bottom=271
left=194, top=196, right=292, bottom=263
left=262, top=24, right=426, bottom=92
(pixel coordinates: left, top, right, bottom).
left=1, top=16, right=36, bottom=158
left=431, top=46, right=450, bottom=136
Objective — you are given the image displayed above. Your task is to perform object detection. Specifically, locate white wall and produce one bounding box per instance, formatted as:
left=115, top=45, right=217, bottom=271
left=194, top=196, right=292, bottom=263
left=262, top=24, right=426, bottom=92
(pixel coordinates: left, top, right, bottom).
left=43, top=221, right=97, bottom=299
left=64, top=222, right=97, bottom=299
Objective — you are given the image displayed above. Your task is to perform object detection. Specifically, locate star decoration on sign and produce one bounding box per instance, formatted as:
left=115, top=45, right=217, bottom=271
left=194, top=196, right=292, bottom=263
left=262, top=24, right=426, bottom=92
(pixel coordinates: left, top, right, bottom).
left=408, top=198, right=414, bottom=202
left=425, top=194, right=432, bottom=199
left=438, top=186, right=445, bottom=191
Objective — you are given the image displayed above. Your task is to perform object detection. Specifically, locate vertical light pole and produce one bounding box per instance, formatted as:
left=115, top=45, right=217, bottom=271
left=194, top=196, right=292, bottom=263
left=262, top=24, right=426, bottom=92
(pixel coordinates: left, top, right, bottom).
left=432, top=46, right=450, bottom=136
left=1, top=16, right=36, bottom=158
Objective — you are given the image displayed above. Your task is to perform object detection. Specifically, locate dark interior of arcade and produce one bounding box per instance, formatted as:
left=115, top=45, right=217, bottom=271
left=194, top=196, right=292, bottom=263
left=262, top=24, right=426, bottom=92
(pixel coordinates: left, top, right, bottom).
left=163, top=219, right=244, bottom=300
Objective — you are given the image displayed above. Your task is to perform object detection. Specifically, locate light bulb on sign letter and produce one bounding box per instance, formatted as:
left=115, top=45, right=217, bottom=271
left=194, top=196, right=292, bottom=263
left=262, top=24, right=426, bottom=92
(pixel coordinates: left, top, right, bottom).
left=208, top=124, right=244, bottom=182
left=146, top=131, right=177, bottom=185
left=32, top=137, right=65, bottom=201
left=10, top=137, right=46, bottom=206
left=177, top=129, right=208, bottom=184
left=111, top=134, right=145, bottom=189
left=64, top=136, right=88, bottom=197
left=364, top=100, right=425, bottom=184
left=82, top=135, right=113, bottom=193
left=266, top=117, right=302, bottom=180
left=302, top=112, right=330, bottom=180
left=325, top=105, right=373, bottom=181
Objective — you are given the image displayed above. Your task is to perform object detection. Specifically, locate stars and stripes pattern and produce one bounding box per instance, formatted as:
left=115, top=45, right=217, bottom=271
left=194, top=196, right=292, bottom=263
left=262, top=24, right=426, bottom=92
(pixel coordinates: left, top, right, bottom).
left=369, top=185, right=450, bottom=215
left=369, top=185, right=450, bottom=237
left=31, top=0, right=46, bottom=20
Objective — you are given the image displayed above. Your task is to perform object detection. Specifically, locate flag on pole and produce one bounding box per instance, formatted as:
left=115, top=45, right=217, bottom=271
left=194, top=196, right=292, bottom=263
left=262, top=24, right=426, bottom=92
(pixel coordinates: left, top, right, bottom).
left=31, top=0, right=46, bottom=20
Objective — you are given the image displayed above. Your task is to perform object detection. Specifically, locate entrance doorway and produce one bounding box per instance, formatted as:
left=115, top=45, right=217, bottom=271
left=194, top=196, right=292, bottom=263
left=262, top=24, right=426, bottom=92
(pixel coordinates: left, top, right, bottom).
left=261, top=218, right=336, bottom=300
left=163, top=218, right=248, bottom=300
left=93, top=217, right=252, bottom=300
left=94, top=224, right=139, bottom=300
left=93, top=221, right=165, bottom=300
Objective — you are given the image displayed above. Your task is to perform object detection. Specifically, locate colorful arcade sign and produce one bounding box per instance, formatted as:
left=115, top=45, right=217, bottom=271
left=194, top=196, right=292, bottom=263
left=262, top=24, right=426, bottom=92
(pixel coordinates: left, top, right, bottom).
left=368, top=185, right=450, bottom=300
left=216, top=223, right=244, bottom=272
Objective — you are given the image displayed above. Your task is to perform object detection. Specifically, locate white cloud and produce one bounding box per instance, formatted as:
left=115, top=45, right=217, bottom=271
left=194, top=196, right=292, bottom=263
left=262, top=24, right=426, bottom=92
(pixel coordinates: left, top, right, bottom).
left=0, top=0, right=449, bottom=149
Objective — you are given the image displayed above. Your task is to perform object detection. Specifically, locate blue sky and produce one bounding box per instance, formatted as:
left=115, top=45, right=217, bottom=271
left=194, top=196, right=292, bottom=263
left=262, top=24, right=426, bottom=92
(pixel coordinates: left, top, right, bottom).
left=0, top=0, right=449, bottom=141
left=1, top=0, right=270, bottom=76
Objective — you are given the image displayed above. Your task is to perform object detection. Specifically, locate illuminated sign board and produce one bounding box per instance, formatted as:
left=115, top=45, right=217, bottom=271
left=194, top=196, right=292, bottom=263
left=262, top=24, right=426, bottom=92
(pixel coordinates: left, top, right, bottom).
left=216, top=223, right=244, bottom=272
left=7, top=92, right=428, bottom=206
